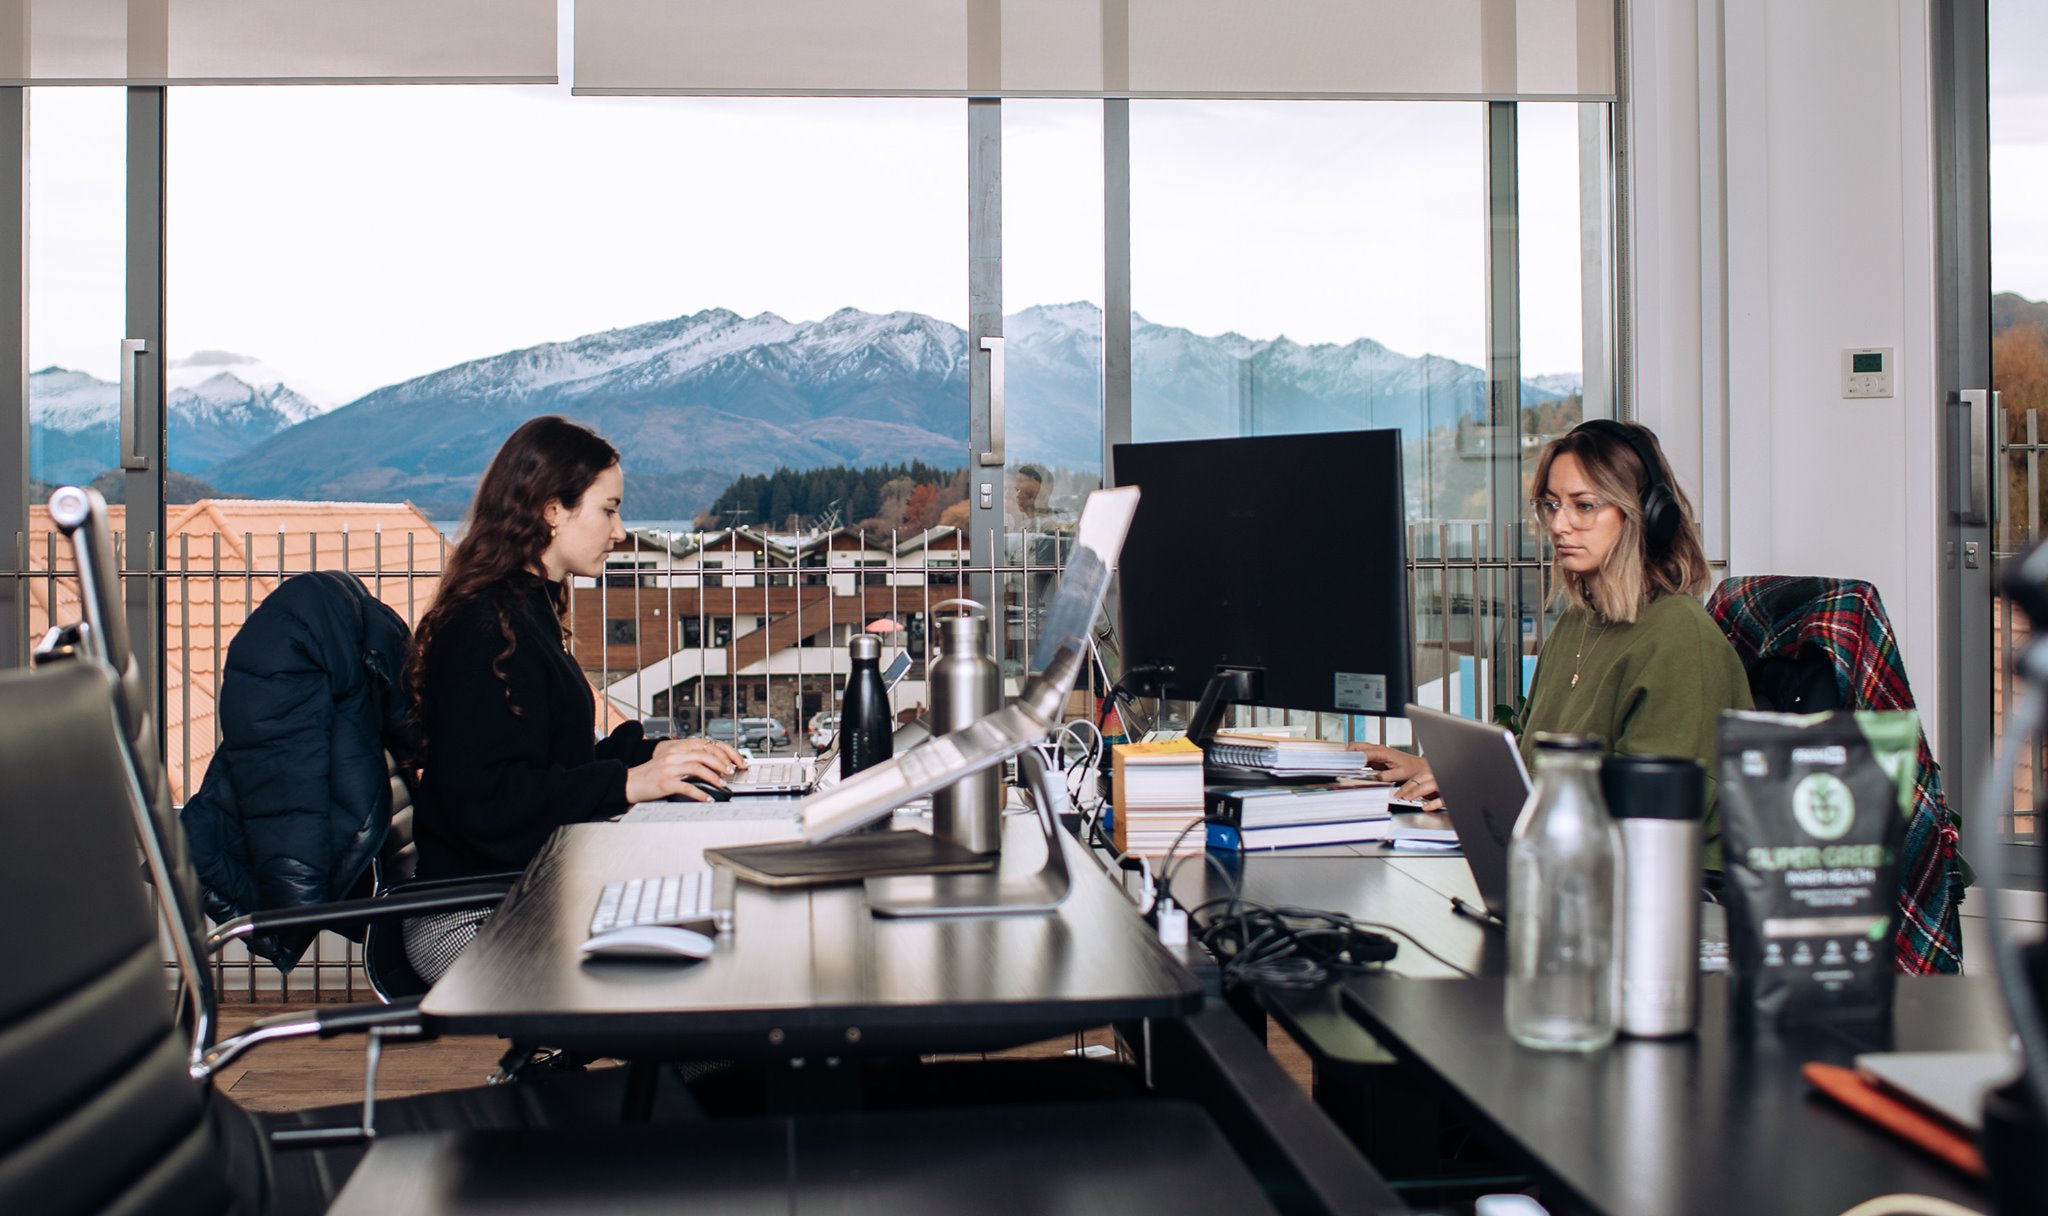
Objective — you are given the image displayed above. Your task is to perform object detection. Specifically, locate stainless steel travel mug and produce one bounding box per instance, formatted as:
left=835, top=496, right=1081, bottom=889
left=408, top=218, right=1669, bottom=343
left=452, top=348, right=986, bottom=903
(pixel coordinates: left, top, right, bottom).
left=1603, top=755, right=1705, bottom=1038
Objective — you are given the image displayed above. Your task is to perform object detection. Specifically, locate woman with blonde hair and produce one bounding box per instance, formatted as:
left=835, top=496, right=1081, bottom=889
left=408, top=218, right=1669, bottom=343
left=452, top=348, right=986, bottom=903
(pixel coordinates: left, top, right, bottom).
left=1359, top=419, right=1751, bottom=863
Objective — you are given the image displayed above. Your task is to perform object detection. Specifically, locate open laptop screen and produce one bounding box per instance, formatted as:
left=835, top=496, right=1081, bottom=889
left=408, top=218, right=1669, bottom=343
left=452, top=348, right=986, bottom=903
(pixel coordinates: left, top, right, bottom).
left=799, top=487, right=1140, bottom=841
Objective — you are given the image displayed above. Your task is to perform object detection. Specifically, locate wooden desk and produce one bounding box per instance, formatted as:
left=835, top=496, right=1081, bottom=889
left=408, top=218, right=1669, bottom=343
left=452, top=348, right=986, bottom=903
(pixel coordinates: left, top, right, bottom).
left=421, top=816, right=1203, bottom=1059
left=1339, top=973, right=2008, bottom=1216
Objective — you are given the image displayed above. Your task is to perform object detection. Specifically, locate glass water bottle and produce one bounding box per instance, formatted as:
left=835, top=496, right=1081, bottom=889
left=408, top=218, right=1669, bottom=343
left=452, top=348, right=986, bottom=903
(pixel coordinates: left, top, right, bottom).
left=1505, top=733, right=1624, bottom=1052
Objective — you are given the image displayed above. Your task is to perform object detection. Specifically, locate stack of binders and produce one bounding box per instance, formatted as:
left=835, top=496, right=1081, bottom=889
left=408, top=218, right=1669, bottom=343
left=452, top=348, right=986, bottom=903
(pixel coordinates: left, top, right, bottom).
left=1111, top=737, right=1207, bottom=857
left=1207, top=781, right=1396, bottom=851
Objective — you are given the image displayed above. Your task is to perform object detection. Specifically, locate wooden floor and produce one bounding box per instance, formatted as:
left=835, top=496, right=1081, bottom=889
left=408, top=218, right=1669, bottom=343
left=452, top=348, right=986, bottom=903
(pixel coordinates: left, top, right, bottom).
left=215, top=1004, right=1316, bottom=1113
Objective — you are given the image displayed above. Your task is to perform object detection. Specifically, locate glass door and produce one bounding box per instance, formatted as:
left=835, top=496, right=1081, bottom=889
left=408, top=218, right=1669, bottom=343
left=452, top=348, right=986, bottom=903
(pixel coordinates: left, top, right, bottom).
left=1942, top=0, right=2044, bottom=886
left=1987, top=0, right=2048, bottom=877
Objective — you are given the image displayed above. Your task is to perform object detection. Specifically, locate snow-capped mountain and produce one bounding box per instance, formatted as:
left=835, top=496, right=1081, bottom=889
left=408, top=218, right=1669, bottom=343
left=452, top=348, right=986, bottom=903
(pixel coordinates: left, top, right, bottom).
left=1527, top=372, right=1585, bottom=398
left=28, top=355, right=334, bottom=484
left=49, top=307, right=1572, bottom=518
left=205, top=308, right=982, bottom=514
left=167, top=350, right=336, bottom=419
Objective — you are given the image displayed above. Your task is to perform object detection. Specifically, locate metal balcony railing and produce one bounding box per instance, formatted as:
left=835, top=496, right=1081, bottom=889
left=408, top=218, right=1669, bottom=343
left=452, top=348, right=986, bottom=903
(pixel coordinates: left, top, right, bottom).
left=12, top=514, right=1574, bottom=1000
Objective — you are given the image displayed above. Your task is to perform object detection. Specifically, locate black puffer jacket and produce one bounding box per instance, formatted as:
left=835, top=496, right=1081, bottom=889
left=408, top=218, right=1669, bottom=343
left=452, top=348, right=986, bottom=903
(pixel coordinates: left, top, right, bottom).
left=180, top=570, right=414, bottom=969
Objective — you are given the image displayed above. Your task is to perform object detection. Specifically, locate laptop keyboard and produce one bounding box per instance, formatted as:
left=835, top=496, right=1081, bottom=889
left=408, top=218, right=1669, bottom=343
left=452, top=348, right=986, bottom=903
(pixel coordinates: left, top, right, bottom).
left=590, top=868, right=737, bottom=935
left=730, top=756, right=813, bottom=789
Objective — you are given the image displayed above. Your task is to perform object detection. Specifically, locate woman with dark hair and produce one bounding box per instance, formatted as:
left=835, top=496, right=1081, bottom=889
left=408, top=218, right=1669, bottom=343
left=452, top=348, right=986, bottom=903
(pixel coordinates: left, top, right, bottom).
left=402, top=415, right=743, bottom=979
left=1359, top=419, right=1751, bottom=864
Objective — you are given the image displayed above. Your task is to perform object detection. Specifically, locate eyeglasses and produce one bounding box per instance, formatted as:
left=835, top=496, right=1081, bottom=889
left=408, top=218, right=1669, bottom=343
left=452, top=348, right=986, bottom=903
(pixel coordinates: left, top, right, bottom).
left=1528, top=497, right=1615, bottom=525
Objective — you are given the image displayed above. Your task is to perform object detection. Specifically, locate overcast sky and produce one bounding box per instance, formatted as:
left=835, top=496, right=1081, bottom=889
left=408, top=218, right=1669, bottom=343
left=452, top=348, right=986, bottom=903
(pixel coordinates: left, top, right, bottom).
left=23, top=4, right=2047, bottom=403
left=28, top=84, right=1586, bottom=403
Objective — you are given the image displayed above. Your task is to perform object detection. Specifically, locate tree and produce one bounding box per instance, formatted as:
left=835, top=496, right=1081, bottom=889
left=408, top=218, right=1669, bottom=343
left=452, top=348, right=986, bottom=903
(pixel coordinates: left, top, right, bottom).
left=903, top=482, right=939, bottom=532
left=1995, top=321, right=2048, bottom=549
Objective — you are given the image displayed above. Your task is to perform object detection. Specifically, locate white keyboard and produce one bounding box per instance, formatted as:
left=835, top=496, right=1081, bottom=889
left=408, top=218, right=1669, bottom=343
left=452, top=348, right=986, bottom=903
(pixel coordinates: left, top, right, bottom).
left=590, top=868, right=736, bottom=935
left=729, top=756, right=813, bottom=790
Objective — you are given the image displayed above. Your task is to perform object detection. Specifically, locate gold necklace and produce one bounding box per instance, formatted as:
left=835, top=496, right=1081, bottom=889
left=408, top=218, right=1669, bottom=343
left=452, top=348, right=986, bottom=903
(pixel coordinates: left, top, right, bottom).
left=1570, top=614, right=1609, bottom=689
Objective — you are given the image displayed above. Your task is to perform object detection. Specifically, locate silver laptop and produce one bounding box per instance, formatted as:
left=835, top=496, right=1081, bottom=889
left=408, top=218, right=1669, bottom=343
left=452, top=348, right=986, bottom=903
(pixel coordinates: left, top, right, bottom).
left=799, top=486, right=1140, bottom=841
left=1853, top=1050, right=2022, bottom=1133
left=729, top=653, right=912, bottom=796
left=1406, top=704, right=1532, bottom=922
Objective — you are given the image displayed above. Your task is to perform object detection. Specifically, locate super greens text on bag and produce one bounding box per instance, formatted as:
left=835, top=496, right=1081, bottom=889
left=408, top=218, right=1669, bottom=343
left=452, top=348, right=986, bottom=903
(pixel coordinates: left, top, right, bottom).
left=1718, top=710, right=1917, bottom=1024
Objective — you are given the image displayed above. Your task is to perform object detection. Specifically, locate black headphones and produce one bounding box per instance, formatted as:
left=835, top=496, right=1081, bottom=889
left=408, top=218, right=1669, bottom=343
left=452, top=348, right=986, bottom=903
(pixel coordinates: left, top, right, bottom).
left=1567, top=419, right=1682, bottom=553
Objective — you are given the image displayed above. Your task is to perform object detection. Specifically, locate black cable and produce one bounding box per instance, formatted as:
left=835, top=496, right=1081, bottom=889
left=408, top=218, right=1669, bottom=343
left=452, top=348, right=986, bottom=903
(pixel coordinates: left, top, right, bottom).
left=1185, top=894, right=1402, bottom=992
left=1340, top=916, right=1476, bottom=979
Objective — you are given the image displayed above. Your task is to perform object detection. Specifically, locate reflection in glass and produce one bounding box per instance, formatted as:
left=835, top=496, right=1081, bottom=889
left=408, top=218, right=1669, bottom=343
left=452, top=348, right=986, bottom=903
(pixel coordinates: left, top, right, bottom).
left=1001, top=101, right=1105, bottom=677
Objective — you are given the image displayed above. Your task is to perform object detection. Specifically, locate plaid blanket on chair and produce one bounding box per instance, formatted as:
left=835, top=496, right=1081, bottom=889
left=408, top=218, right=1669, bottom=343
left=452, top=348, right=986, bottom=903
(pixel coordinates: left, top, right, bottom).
left=1706, top=576, right=1966, bottom=975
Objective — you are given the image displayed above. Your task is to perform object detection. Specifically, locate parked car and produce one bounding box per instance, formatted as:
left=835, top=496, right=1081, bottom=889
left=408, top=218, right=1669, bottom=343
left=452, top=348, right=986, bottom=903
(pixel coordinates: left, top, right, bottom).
left=808, top=711, right=840, bottom=750
left=703, top=716, right=790, bottom=751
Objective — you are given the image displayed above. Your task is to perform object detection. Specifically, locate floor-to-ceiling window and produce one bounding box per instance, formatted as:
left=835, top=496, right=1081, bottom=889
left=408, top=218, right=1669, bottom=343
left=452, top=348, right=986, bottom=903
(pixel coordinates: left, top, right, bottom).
left=995, top=100, right=1105, bottom=680
left=8, top=5, right=1619, bottom=772
left=152, top=87, right=968, bottom=776
left=25, top=90, right=125, bottom=505
left=1988, top=0, right=2048, bottom=866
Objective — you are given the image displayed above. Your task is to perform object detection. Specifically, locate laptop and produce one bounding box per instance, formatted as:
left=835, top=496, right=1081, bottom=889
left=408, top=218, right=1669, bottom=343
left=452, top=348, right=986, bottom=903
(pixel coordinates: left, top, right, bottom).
left=1405, top=704, right=1531, bottom=923
left=727, top=652, right=912, bottom=796
left=1852, top=1050, right=2022, bottom=1134
left=797, top=486, right=1140, bottom=842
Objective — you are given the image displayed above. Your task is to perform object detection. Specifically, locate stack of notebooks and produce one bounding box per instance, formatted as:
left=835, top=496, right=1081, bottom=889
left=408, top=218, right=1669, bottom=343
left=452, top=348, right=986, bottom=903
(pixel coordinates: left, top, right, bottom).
left=1207, top=731, right=1373, bottom=779
left=1111, top=737, right=1207, bottom=857
left=1207, top=780, right=1396, bottom=851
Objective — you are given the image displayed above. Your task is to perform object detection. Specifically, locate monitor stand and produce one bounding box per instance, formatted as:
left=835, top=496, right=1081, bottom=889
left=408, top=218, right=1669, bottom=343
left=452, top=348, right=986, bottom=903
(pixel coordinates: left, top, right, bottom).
left=1185, top=665, right=1306, bottom=789
left=1185, top=666, right=1263, bottom=747
left=864, top=750, right=1072, bottom=918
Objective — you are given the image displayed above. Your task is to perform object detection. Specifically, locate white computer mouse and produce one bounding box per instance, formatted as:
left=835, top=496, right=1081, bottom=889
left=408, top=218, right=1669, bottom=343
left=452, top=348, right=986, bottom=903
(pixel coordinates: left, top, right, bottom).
left=580, top=925, right=715, bottom=961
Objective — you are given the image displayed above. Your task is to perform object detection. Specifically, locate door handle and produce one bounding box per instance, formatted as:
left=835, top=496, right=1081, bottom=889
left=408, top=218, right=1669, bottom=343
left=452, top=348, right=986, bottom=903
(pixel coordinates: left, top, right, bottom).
left=978, top=335, right=1005, bottom=468
left=119, top=338, right=150, bottom=471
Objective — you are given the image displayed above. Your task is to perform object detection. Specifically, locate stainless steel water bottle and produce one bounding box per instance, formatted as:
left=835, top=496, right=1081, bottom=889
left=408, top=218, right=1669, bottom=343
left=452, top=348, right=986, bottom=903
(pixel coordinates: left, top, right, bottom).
left=1603, top=754, right=1705, bottom=1038
left=928, top=599, right=1002, bottom=854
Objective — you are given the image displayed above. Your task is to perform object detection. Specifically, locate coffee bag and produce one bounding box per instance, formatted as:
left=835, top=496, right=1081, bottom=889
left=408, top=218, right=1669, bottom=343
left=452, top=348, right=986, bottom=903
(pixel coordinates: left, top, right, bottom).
left=1718, top=710, right=1916, bottom=1024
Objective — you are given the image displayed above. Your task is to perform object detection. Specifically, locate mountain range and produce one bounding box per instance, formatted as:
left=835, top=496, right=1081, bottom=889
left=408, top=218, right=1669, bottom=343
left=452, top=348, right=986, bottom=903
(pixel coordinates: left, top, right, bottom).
left=29, top=304, right=1577, bottom=519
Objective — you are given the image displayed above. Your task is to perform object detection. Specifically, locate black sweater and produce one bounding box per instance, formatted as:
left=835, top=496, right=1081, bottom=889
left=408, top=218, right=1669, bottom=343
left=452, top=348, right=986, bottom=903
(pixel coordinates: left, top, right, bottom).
left=413, top=574, right=655, bottom=880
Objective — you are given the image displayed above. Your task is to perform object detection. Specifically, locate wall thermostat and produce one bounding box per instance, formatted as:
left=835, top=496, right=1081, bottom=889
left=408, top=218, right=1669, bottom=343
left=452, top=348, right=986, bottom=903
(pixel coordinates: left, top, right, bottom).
left=1841, top=348, right=1893, bottom=399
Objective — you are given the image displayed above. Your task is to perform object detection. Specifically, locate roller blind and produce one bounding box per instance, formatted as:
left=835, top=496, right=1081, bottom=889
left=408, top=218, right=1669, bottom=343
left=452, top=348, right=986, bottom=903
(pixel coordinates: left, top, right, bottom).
left=0, top=0, right=557, bottom=85
left=573, top=0, right=1614, bottom=100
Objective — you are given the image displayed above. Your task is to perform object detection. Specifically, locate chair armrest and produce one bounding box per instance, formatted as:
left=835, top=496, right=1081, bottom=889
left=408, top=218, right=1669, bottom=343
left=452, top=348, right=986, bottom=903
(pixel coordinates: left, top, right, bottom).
left=387, top=870, right=525, bottom=893
left=205, top=880, right=513, bottom=956
left=194, top=999, right=428, bottom=1081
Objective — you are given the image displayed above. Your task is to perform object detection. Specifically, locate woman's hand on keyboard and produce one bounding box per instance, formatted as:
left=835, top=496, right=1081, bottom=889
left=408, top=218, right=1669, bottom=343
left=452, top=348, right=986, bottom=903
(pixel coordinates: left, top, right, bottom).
left=1347, top=743, right=1443, bottom=811
left=668, top=736, right=748, bottom=772
left=627, top=740, right=742, bottom=803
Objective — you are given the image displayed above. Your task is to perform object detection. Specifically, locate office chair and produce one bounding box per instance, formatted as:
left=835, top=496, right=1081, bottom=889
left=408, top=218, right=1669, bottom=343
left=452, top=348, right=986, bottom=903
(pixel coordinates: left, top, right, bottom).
left=1706, top=575, right=1966, bottom=974
left=31, top=490, right=586, bottom=1088
left=164, top=563, right=512, bottom=1001
left=0, top=659, right=717, bottom=1215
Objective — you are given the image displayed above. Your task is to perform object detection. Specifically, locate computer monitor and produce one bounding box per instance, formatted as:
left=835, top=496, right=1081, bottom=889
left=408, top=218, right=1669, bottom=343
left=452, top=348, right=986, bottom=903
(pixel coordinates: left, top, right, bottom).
left=1111, top=429, right=1411, bottom=742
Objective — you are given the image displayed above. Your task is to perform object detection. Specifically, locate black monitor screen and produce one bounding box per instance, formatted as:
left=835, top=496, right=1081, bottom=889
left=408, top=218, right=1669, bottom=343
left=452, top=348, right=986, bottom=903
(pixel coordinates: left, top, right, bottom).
left=1112, top=430, right=1411, bottom=718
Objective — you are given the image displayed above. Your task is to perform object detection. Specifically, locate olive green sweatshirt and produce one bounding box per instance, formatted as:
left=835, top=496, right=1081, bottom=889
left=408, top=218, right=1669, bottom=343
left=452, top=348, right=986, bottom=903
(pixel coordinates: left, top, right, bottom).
left=1517, top=592, right=1753, bottom=868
